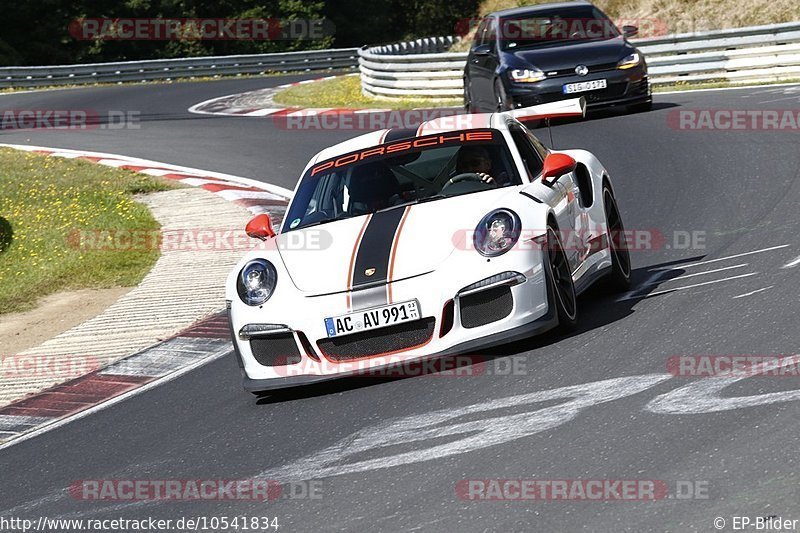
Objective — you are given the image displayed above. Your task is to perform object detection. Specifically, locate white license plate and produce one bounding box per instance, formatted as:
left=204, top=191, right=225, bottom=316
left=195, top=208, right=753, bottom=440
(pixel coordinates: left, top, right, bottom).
left=325, top=300, right=420, bottom=338
left=563, top=79, right=607, bottom=94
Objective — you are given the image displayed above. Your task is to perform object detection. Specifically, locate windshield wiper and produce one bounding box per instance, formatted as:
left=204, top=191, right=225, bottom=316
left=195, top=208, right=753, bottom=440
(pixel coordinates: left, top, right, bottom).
left=295, top=211, right=351, bottom=230
left=375, top=195, right=447, bottom=213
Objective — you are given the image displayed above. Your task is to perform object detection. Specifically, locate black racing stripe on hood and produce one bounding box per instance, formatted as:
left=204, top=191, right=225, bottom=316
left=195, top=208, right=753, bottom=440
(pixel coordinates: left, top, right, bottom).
left=351, top=207, right=406, bottom=291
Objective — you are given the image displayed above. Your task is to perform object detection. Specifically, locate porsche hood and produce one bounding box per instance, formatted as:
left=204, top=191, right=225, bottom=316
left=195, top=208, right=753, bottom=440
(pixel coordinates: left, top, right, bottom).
left=276, top=187, right=518, bottom=295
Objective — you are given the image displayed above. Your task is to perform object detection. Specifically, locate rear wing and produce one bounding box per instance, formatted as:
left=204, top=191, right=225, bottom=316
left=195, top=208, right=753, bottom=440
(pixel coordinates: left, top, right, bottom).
left=506, top=97, right=586, bottom=121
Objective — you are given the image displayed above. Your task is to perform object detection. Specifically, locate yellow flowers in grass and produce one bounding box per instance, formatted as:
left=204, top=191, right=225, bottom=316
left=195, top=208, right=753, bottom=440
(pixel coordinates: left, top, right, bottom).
left=0, top=148, right=178, bottom=314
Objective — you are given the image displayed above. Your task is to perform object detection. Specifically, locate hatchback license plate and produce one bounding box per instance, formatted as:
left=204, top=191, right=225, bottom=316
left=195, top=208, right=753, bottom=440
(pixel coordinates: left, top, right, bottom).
left=563, top=79, right=607, bottom=94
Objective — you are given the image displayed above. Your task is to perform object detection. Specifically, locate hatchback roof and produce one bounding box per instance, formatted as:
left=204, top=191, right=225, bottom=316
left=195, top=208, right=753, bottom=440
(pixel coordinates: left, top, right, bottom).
left=491, top=1, right=594, bottom=19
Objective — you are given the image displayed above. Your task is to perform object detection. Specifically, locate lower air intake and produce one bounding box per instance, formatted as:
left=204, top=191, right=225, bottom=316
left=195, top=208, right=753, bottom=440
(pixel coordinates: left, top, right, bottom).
left=459, top=286, right=513, bottom=328
left=317, top=318, right=435, bottom=361
left=250, top=333, right=302, bottom=366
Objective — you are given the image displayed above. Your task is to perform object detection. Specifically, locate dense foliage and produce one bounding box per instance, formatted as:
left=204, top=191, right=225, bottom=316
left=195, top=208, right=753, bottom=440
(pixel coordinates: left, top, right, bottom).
left=1, top=0, right=480, bottom=65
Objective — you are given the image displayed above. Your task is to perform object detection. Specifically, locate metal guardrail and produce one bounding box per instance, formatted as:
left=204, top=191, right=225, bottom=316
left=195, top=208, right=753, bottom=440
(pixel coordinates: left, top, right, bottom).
left=0, top=48, right=359, bottom=88
left=3, top=22, right=799, bottom=93
left=359, top=22, right=800, bottom=98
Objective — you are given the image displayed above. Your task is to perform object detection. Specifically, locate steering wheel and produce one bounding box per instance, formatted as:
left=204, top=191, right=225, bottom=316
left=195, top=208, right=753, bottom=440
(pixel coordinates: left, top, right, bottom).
left=447, top=173, right=496, bottom=186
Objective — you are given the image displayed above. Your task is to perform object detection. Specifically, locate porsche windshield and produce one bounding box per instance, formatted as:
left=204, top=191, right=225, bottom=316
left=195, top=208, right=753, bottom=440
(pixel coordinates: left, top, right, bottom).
left=283, top=129, right=521, bottom=231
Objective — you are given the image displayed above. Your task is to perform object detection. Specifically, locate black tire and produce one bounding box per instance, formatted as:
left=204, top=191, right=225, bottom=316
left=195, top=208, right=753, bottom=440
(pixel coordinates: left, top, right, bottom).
left=603, top=186, right=632, bottom=291
left=464, top=81, right=478, bottom=113
left=546, top=225, right=578, bottom=330
left=494, top=79, right=511, bottom=112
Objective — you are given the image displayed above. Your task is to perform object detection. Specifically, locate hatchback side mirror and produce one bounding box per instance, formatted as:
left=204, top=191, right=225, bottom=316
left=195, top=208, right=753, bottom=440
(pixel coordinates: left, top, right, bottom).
left=245, top=214, right=276, bottom=240
left=472, top=44, right=492, bottom=56
left=622, top=25, right=638, bottom=37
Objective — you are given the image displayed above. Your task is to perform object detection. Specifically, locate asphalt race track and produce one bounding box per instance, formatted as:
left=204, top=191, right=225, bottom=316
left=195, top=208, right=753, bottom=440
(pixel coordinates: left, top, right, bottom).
left=1, top=76, right=799, bottom=532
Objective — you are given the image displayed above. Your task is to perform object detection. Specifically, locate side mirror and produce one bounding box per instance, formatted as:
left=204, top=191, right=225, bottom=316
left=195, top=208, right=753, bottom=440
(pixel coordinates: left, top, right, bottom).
left=622, top=25, right=638, bottom=37
left=541, top=153, right=577, bottom=183
left=472, top=44, right=492, bottom=57
left=245, top=213, right=276, bottom=241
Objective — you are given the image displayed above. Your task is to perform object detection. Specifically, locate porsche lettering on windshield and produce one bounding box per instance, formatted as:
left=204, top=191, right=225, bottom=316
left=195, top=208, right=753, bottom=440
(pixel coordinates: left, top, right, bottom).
left=310, top=130, right=497, bottom=176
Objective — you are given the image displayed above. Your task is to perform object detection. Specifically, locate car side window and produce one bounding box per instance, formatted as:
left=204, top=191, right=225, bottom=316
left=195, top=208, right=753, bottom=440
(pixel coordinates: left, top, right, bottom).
left=485, top=18, right=497, bottom=51
left=524, top=129, right=550, bottom=161
left=509, top=126, right=544, bottom=180
left=473, top=18, right=489, bottom=47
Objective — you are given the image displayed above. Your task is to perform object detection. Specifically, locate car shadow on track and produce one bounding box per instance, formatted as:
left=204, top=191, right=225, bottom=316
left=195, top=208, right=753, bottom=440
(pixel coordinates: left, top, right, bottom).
left=524, top=101, right=680, bottom=132
left=488, top=254, right=705, bottom=356
left=253, top=255, right=704, bottom=404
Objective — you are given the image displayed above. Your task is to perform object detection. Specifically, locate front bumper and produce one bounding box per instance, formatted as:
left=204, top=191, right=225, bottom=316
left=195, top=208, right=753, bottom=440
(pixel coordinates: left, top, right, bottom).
left=229, top=253, right=554, bottom=391
left=238, top=305, right=558, bottom=392
left=505, top=64, right=650, bottom=109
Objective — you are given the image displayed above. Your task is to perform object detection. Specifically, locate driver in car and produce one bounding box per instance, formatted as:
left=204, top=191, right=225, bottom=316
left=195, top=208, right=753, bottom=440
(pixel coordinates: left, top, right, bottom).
left=452, top=146, right=497, bottom=186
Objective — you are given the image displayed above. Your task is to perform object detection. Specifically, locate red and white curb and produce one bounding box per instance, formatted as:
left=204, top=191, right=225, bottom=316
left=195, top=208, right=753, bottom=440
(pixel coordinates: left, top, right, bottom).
left=0, top=313, right=231, bottom=448
left=0, top=144, right=292, bottom=218
left=0, top=145, right=292, bottom=447
left=188, top=73, right=395, bottom=118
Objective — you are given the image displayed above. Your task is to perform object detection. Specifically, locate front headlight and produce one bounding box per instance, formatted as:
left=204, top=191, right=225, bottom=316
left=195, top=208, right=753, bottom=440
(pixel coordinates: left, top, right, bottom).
left=474, top=209, right=521, bottom=257
left=237, top=259, right=277, bottom=306
left=509, top=68, right=546, bottom=83
left=617, top=52, right=641, bottom=70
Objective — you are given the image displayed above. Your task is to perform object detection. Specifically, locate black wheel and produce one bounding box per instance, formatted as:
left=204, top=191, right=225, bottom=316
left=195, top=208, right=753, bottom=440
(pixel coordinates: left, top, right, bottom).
left=494, top=79, right=511, bottom=112
left=603, top=187, right=632, bottom=290
left=546, top=225, right=577, bottom=329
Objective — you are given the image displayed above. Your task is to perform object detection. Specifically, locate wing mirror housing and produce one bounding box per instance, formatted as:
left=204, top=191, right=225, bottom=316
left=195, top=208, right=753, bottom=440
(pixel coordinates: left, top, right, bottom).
left=245, top=213, right=276, bottom=241
left=541, top=153, right=577, bottom=184
left=622, top=25, right=639, bottom=37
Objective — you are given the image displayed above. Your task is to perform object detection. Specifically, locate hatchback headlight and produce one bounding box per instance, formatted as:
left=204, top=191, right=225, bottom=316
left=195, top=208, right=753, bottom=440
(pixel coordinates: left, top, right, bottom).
left=617, top=52, right=641, bottom=70
left=474, top=209, right=521, bottom=257
left=237, top=259, right=277, bottom=306
left=509, top=68, right=546, bottom=83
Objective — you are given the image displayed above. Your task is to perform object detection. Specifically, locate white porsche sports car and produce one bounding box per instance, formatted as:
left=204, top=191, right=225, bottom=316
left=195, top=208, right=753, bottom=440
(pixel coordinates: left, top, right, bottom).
left=226, top=98, right=632, bottom=393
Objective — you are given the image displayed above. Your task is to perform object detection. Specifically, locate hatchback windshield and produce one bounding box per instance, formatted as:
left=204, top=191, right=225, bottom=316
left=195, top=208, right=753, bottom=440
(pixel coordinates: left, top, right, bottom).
left=499, top=6, right=619, bottom=50
left=283, top=129, right=521, bottom=231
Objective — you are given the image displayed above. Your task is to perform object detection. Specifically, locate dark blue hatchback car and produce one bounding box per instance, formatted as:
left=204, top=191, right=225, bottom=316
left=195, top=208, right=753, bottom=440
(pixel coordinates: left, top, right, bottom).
left=464, top=1, right=652, bottom=113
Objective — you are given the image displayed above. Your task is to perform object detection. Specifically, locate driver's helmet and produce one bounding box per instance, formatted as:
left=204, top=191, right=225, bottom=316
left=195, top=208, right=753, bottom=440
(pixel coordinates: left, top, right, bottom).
left=347, top=162, right=400, bottom=214
left=455, top=145, right=493, bottom=175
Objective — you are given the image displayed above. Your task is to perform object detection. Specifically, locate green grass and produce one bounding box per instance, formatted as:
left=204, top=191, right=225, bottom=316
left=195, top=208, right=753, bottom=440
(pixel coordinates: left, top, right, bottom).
left=0, top=149, right=178, bottom=314
left=272, top=74, right=463, bottom=109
